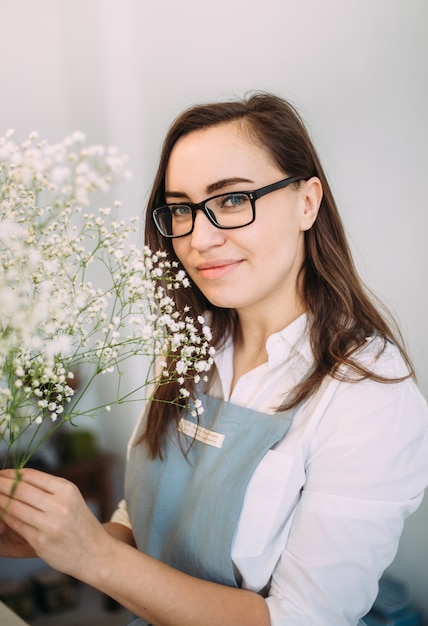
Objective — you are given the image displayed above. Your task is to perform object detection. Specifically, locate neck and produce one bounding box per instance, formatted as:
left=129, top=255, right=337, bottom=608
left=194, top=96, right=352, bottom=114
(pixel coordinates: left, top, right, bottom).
left=230, top=301, right=305, bottom=394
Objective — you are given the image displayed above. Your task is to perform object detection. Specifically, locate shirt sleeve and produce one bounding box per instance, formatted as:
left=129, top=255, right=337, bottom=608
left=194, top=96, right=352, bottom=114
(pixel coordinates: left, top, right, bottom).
left=266, top=373, right=428, bottom=626
left=110, top=498, right=133, bottom=529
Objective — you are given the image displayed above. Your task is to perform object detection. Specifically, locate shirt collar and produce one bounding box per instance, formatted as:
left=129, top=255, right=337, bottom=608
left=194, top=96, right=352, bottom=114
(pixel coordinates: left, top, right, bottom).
left=265, top=313, right=312, bottom=370
left=214, top=313, right=313, bottom=372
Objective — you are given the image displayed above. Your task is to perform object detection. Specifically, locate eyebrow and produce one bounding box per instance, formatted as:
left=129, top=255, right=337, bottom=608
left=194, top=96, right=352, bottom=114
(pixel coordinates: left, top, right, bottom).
left=165, top=177, right=255, bottom=200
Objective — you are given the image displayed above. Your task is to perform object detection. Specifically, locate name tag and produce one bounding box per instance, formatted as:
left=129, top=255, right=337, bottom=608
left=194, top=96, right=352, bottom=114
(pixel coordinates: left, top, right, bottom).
left=178, top=418, right=225, bottom=449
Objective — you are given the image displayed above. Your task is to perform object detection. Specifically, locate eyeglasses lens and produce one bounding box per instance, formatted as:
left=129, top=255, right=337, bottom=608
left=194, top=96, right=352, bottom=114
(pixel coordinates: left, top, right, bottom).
left=154, top=192, right=253, bottom=237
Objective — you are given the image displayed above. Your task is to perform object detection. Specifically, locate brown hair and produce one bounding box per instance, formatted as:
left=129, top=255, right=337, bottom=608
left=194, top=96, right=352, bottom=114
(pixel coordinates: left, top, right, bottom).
left=142, top=92, right=413, bottom=458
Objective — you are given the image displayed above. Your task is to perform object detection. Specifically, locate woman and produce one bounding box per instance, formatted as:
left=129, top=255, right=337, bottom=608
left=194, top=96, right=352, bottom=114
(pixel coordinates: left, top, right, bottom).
left=1, top=93, right=427, bottom=626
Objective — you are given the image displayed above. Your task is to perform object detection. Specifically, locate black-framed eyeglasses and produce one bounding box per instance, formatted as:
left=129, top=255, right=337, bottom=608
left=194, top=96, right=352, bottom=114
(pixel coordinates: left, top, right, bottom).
left=152, top=175, right=302, bottom=238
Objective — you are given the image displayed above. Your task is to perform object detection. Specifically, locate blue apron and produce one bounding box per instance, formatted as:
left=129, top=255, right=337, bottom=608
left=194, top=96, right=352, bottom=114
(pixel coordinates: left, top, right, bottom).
left=124, top=393, right=367, bottom=625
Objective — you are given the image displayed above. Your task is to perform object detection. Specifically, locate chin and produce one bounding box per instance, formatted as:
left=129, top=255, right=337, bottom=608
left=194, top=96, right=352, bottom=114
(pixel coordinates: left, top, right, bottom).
left=202, top=292, right=241, bottom=310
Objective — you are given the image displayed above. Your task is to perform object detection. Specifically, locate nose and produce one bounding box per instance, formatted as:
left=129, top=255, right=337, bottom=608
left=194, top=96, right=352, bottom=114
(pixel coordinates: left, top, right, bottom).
left=186, top=208, right=225, bottom=251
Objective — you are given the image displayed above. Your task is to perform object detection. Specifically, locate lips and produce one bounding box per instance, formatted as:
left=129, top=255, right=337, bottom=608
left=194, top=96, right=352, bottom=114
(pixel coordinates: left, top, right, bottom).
left=195, top=259, right=243, bottom=280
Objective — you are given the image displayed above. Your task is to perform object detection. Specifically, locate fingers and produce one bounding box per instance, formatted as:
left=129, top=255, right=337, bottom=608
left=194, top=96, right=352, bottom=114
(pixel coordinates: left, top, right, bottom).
left=0, top=472, right=45, bottom=518
left=0, top=469, right=77, bottom=512
left=0, top=468, right=86, bottom=566
left=1, top=468, right=65, bottom=494
left=0, top=469, right=80, bottom=542
left=0, top=479, right=39, bottom=540
left=0, top=468, right=111, bottom=578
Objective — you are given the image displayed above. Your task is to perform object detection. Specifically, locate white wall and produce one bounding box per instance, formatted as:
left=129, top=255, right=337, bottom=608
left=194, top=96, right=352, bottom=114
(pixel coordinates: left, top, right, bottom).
left=1, top=0, right=427, bottom=617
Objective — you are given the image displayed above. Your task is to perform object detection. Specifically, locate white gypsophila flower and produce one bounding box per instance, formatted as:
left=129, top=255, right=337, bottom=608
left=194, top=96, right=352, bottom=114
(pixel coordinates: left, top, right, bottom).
left=191, top=398, right=204, bottom=417
left=0, top=130, right=214, bottom=470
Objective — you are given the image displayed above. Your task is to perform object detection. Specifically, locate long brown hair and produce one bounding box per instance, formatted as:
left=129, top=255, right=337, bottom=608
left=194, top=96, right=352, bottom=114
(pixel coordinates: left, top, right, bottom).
left=142, top=92, right=413, bottom=458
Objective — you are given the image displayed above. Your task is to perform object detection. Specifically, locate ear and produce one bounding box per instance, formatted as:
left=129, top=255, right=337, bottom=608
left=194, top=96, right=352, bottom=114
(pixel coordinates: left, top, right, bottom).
left=299, top=177, right=323, bottom=231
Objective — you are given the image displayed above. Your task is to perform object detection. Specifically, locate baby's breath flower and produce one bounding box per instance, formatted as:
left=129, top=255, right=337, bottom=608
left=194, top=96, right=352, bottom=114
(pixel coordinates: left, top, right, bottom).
left=0, top=130, right=214, bottom=470
left=191, top=398, right=204, bottom=417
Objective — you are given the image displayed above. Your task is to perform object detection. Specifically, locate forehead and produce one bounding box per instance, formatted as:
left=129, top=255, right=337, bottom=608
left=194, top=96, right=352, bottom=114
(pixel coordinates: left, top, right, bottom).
left=165, top=121, right=278, bottom=187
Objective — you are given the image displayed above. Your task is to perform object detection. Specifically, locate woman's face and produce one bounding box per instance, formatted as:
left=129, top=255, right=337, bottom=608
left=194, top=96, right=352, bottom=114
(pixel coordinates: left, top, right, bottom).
left=166, top=121, right=321, bottom=324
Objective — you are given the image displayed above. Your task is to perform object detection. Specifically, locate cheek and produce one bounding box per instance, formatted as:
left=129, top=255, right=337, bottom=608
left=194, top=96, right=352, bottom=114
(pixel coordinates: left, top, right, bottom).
left=172, top=239, right=183, bottom=260
left=257, top=217, right=297, bottom=250
left=172, top=240, right=190, bottom=271
left=258, top=222, right=305, bottom=268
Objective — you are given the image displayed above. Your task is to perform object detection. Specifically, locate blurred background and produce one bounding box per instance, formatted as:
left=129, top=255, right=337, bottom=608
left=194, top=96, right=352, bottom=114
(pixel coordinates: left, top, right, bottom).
left=0, top=0, right=427, bottom=622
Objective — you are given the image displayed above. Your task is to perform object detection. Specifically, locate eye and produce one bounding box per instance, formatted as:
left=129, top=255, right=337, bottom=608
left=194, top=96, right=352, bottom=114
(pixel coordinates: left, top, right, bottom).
left=170, top=204, right=192, bottom=218
left=219, top=193, right=249, bottom=209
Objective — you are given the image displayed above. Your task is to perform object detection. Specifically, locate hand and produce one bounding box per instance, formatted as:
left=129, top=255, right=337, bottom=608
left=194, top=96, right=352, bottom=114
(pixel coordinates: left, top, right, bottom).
left=0, top=468, right=111, bottom=579
left=0, top=519, right=37, bottom=558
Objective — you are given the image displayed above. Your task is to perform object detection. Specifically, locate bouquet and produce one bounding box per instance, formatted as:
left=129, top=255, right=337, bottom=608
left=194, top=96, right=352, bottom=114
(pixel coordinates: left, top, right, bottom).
left=0, top=130, right=214, bottom=471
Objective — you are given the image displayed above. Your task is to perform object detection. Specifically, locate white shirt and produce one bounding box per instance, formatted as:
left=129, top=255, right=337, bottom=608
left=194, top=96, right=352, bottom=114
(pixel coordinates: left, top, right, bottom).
left=112, top=314, right=428, bottom=625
